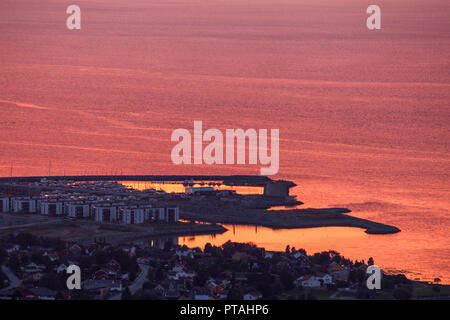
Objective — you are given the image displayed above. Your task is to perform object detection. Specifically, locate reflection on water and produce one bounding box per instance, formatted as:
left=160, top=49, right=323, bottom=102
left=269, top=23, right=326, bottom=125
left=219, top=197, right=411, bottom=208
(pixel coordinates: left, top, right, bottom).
left=134, top=236, right=179, bottom=250
left=179, top=225, right=370, bottom=252
left=121, top=181, right=263, bottom=195
left=268, top=205, right=301, bottom=211
left=175, top=224, right=446, bottom=283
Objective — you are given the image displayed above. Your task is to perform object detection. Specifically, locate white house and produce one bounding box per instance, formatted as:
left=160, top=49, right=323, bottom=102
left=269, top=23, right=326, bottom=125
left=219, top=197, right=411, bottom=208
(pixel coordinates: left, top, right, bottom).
left=40, top=201, right=63, bottom=216
left=169, top=265, right=196, bottom=280
left=320, top=274, right=333, bottom=285
left=24, top=262, right=46, bottom=273
left=43, top=251, right=59, bottom=262
left=55, top=264, right=68, bottom=273
left=331, top=270, right=350, bottom=282
left=109, top=280, right=123, bottom=292
left=194, top=295, right=216, bottom=300
left=299, top=275, right=321, bottom=288
left=6, top=244, right=20, bottom=255
left=243, top=290, right=263, bottom=300
left=176, top=248, right=194, bottom=259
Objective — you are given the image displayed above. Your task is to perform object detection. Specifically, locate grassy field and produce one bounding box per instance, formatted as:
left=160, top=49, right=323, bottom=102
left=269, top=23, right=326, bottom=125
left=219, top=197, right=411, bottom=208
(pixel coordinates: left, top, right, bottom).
left=0, top=219, right=134, bottom=241
left=0, top=213, right=223, bottom=242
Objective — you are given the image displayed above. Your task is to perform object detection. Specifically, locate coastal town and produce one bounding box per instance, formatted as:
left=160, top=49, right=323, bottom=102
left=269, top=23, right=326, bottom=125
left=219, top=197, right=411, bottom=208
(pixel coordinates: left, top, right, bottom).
left=0, top=176, right=296, bottom=223
left=0, top=179, right=181, bottom=225
left=0, top=175, right=401, bottom=237
left=0, top=175, right=435, bottom=301
left=0, top=233, right=447, bottom=300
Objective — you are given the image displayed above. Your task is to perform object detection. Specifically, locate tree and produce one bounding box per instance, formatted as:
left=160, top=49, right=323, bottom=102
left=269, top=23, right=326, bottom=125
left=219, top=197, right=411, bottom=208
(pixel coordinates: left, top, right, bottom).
left=79, top=255, right=94, bottom=270
left=311, top=251, right=331, bottom=266
left=121, top=287, right=132, bottom=300
left=151, top=268, right=164, bottom=281
left=70, top=290, right=93, bottom=300
left=270, top=280, right=284, bottom=296
left=381, top=277, right=395, bottom=290
left=12, top=289, right=22, bottom=300
left=0, top=248, right=6, bottom=265
left=348, top=269, right=366, bottom=284
left=204, top=243, right=213, bottom=254
left=31, top=253, right=45, bottom=265
left=38, top=272, right=66, bottom=291
left=94, top=250, right=108, bottom=266
left=280, top=267, right=294, bottom=290
left=393, top=287, right=411, bottom=300
left=194, top=269, right=209, bottom=287
left=8, top=255, right=21, bottom=273
left=142, top=281, right=154, bottom=290
left=432, top=285, right=441, bottom=293
left=55, top=291, right=65, bottom=300
left=14, top=233, right=38, bottom=248
left=163, top=241, right=172, bottom=252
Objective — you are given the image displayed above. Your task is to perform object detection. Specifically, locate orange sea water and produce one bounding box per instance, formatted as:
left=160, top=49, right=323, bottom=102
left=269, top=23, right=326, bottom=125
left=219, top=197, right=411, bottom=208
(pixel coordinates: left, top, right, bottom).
left=0, top=0, right=449, bottom=283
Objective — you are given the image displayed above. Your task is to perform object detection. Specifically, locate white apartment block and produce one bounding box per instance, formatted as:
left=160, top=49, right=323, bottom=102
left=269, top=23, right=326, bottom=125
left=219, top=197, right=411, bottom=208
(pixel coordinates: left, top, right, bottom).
left=0, top=197, right=10, bottom=213
left=40, top=201, right=64, bottom=216
left=67, top=203, right=91, bottom=218
left=121, top=208, right=145, bottom=225
left=11, top=197, right=37, bottom=213
left=94, top=206, right=118, bottom=223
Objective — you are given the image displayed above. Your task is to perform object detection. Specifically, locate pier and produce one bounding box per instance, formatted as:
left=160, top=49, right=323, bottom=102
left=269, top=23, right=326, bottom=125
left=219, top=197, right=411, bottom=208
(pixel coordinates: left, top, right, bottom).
left=0, top=175, right=273, bottom=187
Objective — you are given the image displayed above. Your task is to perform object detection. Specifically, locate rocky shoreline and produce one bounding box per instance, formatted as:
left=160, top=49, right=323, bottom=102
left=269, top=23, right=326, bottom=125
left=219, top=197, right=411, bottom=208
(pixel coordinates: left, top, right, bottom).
left=181, top=207, right=401, bottom=235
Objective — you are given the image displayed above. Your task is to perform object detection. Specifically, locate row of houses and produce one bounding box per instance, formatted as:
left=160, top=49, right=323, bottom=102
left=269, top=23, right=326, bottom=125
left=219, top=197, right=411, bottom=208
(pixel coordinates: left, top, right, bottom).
left=0, top=195, right=179, bottom=225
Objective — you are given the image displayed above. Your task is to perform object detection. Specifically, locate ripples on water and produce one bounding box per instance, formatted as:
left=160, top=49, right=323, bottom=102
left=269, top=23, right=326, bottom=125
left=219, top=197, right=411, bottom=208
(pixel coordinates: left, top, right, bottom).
left=0, top=0, right=448, bottom=283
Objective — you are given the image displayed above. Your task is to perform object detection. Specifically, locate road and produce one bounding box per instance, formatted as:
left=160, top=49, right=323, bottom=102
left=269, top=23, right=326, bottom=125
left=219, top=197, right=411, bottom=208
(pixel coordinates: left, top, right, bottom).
left=1, top=265, right=22, bottom=290
left=109, top=263, right=149, bottom=300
